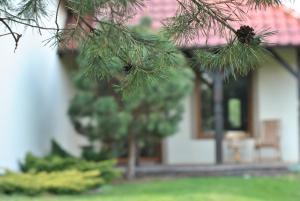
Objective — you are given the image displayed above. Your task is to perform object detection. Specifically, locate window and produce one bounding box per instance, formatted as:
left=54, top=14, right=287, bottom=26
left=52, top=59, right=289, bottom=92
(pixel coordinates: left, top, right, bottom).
left=194, top=73, right=214, bottom=138
left=194, top=73, right=252, bottom=138
left=224, top=75, right=250, bottom=131
left=228, top=98, right=242, bottom=129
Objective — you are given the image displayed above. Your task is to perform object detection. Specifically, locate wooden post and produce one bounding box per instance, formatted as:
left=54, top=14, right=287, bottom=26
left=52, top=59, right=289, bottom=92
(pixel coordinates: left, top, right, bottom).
left=214, top=72, right=224, bottom=164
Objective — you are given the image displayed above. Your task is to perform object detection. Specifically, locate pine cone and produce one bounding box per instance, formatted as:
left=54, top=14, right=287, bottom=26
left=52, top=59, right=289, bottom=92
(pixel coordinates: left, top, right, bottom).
left=236, top=25, right=256, bottom=44
left=124, top=63, right=133, bottom=74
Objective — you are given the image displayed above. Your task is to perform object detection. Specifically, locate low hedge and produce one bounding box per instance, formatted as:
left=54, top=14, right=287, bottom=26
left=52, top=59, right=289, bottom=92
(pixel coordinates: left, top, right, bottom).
left=0, top=152, right=120, bottom=195
left=20, top=153, right=120, bottom=182
left=0, top=170, right=103, bottom=195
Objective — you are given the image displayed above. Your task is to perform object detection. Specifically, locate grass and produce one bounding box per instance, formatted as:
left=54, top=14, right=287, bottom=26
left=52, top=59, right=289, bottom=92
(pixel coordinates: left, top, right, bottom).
left=1, top=176, right=300, bottom=201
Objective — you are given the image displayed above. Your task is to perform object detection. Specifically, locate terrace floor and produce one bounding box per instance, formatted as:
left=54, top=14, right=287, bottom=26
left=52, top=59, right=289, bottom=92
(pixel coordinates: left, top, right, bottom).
left=133, top=163, right=296, bottom=177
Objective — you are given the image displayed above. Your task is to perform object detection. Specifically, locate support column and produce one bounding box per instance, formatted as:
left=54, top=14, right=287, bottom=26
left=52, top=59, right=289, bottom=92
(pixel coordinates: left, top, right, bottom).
left=214, top=72, right=224, bottom=164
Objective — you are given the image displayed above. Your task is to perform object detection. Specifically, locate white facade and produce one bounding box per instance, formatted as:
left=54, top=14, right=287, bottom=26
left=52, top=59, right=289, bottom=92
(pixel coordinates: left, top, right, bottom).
left=163, top=96, right=216, bottom=164
left=163, top=47, right=300, bottom=165
left=0, top=3, right=84, bottom=170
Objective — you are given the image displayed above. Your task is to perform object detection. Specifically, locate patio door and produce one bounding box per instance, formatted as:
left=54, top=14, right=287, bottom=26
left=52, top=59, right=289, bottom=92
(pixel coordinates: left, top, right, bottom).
left=223, top=74, right=252, bottom=133
left=194, top=73, right=253, bottom=138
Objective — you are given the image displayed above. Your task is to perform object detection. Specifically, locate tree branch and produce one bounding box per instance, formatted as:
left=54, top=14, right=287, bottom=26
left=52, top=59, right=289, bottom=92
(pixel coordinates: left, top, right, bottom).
left=55, top=0, right=62, bottom=36
left=0, top=18, right=22, bottom=51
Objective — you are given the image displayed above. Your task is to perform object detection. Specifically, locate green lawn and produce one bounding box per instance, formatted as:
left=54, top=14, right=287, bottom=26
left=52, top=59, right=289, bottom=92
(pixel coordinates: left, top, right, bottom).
left=1, top=176, right=300, bottom=201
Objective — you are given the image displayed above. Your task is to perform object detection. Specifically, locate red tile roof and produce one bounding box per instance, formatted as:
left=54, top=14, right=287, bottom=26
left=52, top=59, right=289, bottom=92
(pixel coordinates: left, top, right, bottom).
left=132, top=0, right=300, bottom=47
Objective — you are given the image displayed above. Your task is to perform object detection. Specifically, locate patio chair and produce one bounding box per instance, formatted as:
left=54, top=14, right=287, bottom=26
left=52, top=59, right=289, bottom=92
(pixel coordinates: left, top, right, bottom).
left=255, top=119, right=281, bottom=162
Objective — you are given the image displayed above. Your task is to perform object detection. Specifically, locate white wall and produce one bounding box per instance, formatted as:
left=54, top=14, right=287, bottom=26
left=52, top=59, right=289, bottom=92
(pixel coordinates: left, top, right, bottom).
left=256, top=48, right=299, bottom=163
left=163, top=96, right=216, bottom=165
left=0, top=2, right=83, bottom=170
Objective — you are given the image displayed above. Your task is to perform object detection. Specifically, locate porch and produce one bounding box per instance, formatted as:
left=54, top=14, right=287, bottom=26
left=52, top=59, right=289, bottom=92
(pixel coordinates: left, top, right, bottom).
left=163, top=47, right=300, bottom=165
left=134, top=163, right=292, bottom=178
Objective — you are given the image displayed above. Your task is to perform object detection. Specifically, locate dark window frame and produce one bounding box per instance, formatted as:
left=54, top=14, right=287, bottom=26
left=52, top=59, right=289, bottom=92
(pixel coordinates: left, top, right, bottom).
left=194, top=73, right=254, bottom=139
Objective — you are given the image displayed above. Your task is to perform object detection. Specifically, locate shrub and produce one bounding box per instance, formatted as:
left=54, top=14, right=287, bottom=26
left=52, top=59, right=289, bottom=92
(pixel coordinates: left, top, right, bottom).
left=20, top=153, right=120, bottom=183
left=81, top=145, right=115, bottom=161
left=49, top=140, right=72, bottom=158
left=0, top=170, right=103, bottom=195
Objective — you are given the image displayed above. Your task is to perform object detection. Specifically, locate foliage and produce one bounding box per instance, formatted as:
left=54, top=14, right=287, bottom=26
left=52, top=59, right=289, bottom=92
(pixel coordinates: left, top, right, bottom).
left=78, top=18, right=185, bottom=94
left=49, top=140, right=72, bottom=158
left=0, top=0, right=287, bottom=92
left=69, top=21, right=194, bottom=178
left=164, top=0, right=281, bottom=42
left=15, top=149, right=120, bottom=195
left=69, top=23, right=194, bottom=150
left=81, top=145, right=115, bottom=162
left=0, top=170, right=103, bottom=195
left=20, top=153, right=120, bottom=183
left=193, top=32, right=272, bottom=76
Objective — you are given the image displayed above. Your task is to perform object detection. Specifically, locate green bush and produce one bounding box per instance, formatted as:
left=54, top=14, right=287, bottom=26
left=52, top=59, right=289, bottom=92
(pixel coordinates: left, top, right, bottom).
left=81, top=145, right=116, bottom=161
left=0, top=170, right=103, bottom=195
left=49, top=140, right=72, bottom=158
left=20, top=153, right=120, bottom=183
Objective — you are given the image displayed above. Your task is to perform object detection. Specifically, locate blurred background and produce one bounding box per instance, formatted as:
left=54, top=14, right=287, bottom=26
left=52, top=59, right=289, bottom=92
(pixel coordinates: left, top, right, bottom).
left=0, top=0, right=300, bottom=178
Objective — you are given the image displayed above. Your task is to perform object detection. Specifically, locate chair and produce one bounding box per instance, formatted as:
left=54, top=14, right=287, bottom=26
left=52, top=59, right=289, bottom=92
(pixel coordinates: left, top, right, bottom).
left=255, top=119, right=281, bottom=162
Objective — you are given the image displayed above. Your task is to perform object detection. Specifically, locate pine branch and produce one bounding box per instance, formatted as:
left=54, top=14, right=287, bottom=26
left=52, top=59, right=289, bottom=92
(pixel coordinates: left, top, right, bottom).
left=0, top=18, right=21, bottom=51
left=0, top=0, right=287, bottom=92
left=55, top=0, right=62, bottom=36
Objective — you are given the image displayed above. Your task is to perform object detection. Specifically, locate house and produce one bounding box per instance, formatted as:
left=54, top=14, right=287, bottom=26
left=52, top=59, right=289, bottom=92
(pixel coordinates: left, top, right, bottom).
left=132, top=1, right=300, bottom=165
left=1, top=1, right=300, bottom=170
